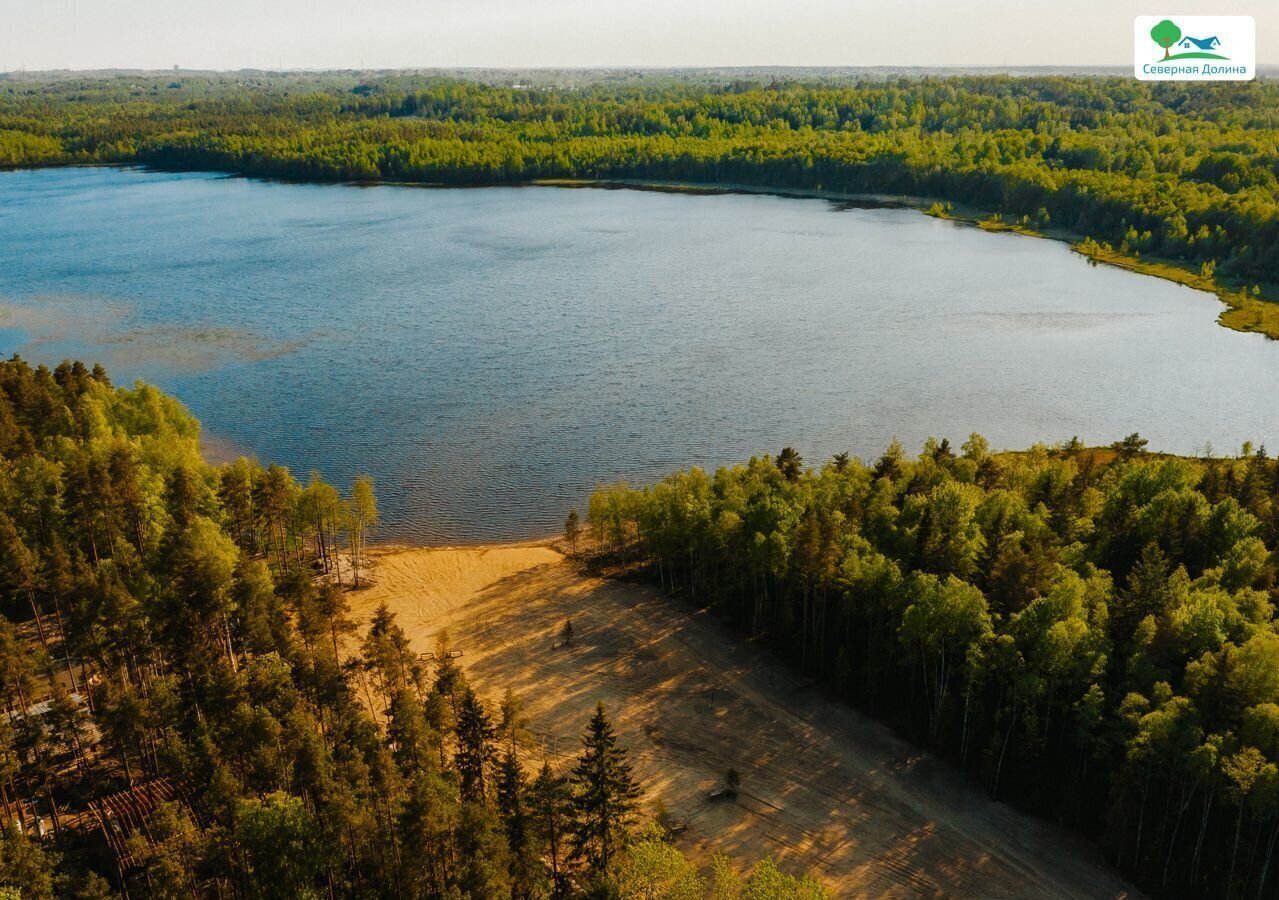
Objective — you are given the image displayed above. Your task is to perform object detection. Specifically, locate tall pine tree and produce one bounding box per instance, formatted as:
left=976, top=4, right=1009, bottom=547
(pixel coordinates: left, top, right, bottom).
left=530, top=761, right=573, bottom=896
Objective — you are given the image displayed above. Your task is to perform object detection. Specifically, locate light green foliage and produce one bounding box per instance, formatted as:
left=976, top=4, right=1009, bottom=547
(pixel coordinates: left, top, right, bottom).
left=234, top=792, right=327, bottom=898
left=738, top=858, right=828, bottom=899
left=590, top=481, right=640, bottom=550
left=961, top=432, right=990, bottom=462
left=347, top=474, right=380, bottom=586
left=616, top=825, right=706, bottom=900
left=900, top=574, right=992, bottom=732
left=593, top=434, right=1279, bottom=897
left=0, top=823, right=59, bottom=900
left=1229, top=632, right=1279, bottom=710
left=616, top=840, right=828, bottom=900
left=912, top=480, right=986, bottom=579
left=124, top=802, right=206, bottom=900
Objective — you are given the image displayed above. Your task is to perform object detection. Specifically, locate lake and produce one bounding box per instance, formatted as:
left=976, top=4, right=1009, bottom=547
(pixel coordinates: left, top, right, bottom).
left=1, top=167, right=1275, bottom=542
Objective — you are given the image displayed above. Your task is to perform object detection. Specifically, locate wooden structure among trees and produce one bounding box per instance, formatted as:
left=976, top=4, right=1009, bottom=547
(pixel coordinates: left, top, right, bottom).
left=89, top=778, right=192, bottom=883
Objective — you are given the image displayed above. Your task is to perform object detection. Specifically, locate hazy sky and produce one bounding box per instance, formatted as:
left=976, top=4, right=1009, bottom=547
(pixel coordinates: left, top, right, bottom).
left=2, top=0, right=1276, bottom=71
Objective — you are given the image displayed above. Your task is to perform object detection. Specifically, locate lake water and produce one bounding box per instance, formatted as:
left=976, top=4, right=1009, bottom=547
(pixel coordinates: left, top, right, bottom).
left=1, top=167, right=1275, bottom=542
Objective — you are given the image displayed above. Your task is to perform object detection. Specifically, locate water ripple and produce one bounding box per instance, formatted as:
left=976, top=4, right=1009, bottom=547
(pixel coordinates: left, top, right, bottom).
left=0, top=167, right=1275, bottom=543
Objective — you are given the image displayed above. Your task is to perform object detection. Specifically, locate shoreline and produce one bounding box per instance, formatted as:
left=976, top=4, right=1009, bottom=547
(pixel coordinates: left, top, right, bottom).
left=530, top=177, right=924, bottom=208
left=365, top=534, right=561, bottom=555
left=5, top=163, right=1275, bottom=339
left=920, top=203, right=1279, bottom=341
left=539, top=178, right=1277, bottom=340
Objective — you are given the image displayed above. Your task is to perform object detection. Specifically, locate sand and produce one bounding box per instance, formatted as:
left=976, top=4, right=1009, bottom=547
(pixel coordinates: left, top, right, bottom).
left=347, top=542, right=1141, bottom=899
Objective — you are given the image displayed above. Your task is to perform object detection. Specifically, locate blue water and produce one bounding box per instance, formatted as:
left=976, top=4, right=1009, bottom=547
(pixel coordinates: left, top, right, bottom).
left=0, top=167, right=1275, bottom=542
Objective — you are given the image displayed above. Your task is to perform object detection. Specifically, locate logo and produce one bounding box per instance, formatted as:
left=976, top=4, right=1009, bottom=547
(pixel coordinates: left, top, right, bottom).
left=1134, top=16, right=1255, bottom=81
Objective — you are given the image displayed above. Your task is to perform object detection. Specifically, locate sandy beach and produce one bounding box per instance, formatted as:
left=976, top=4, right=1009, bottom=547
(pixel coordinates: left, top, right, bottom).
left=345, top=541, right=1139, bottom=899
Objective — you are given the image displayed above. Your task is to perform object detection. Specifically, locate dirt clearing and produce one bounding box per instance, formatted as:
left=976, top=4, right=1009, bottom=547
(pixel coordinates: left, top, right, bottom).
left=348, top=542, right=1140, bottom=899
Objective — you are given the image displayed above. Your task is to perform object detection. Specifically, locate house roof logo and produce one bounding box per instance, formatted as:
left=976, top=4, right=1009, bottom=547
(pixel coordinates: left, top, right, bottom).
left=1134, top=16, right=1253, bottom=81
left=1149, top=19, right=1228, bottom=61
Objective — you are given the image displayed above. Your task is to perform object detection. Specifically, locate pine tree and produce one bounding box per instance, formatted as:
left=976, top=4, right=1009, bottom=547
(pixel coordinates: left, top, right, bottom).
left=456, top=801, right=513, bottom=899
left=530, top=762, right=573, bottom=896
left=431, top=630, right=465, bottom=711
left=456, top=687, right=497, bottom=804
left=497, top=747, right=543, bottom=898
left=388, top=689, right=435, bottom=775
left=570, top=702, right=640, bottom=874
left=315, top=581, right=356, bottom=662
left=776, top=447, right=803, bottom=483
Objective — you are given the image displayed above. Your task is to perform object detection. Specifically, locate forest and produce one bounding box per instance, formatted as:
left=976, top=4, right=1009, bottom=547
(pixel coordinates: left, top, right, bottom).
left=0, top=72, right=1277, bottom=321
left=587, top=434, right=1279, bottom=900
left=0, top=355, right=824, bottom=899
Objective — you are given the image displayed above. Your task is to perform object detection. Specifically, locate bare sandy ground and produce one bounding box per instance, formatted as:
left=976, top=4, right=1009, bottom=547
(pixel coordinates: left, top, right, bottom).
left=348, top=542, right=1141, bottom=899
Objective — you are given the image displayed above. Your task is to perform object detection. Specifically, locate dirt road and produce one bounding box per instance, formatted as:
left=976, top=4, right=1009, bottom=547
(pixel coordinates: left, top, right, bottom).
left=349, top=543, right=1140, bottom=899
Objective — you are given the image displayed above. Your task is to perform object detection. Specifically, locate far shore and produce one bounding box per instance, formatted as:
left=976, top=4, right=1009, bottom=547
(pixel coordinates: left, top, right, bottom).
left=12, top=162, right=1275, bottom=339
left=536, top=178, right=1278, bottom=340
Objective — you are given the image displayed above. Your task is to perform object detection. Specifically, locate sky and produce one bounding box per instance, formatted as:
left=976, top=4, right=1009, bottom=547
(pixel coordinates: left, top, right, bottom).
left=1, top=0, right=1276, bottom=71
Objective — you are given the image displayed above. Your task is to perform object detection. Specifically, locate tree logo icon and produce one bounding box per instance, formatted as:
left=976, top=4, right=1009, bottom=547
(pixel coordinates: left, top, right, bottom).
left=1150, top=19, right=1181, bottom=58
left=1149, top=19, right=1228, bottom=60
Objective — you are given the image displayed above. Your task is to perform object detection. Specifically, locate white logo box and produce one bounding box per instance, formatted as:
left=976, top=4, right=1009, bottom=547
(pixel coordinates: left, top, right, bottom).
left=1134, top=16, right=1255, bottom=81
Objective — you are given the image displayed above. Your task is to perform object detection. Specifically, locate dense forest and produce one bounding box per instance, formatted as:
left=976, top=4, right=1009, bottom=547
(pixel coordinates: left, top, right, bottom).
left=588, top=434, right=1279, bottom=900
left=0, top=72, right=1276, bottom=316
left=0, top=355, right=824, bottom=899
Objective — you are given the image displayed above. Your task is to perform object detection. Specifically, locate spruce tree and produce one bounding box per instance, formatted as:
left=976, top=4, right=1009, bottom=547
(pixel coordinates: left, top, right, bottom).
left=496, top=748, right=525, bottom=841
left=497, top=748, right=545, bottom=898
left=456, top=686, right=497, bottom=803
left=570, top=702, right=640, bottom=874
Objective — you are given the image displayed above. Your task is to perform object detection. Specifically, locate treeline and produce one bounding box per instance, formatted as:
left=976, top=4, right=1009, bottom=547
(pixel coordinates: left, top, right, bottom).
left=1, top=74, right=1277, bottom=285
left=0, top=355, right=824, bottom=899
left=589, top=435, right=1279, bottom=899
